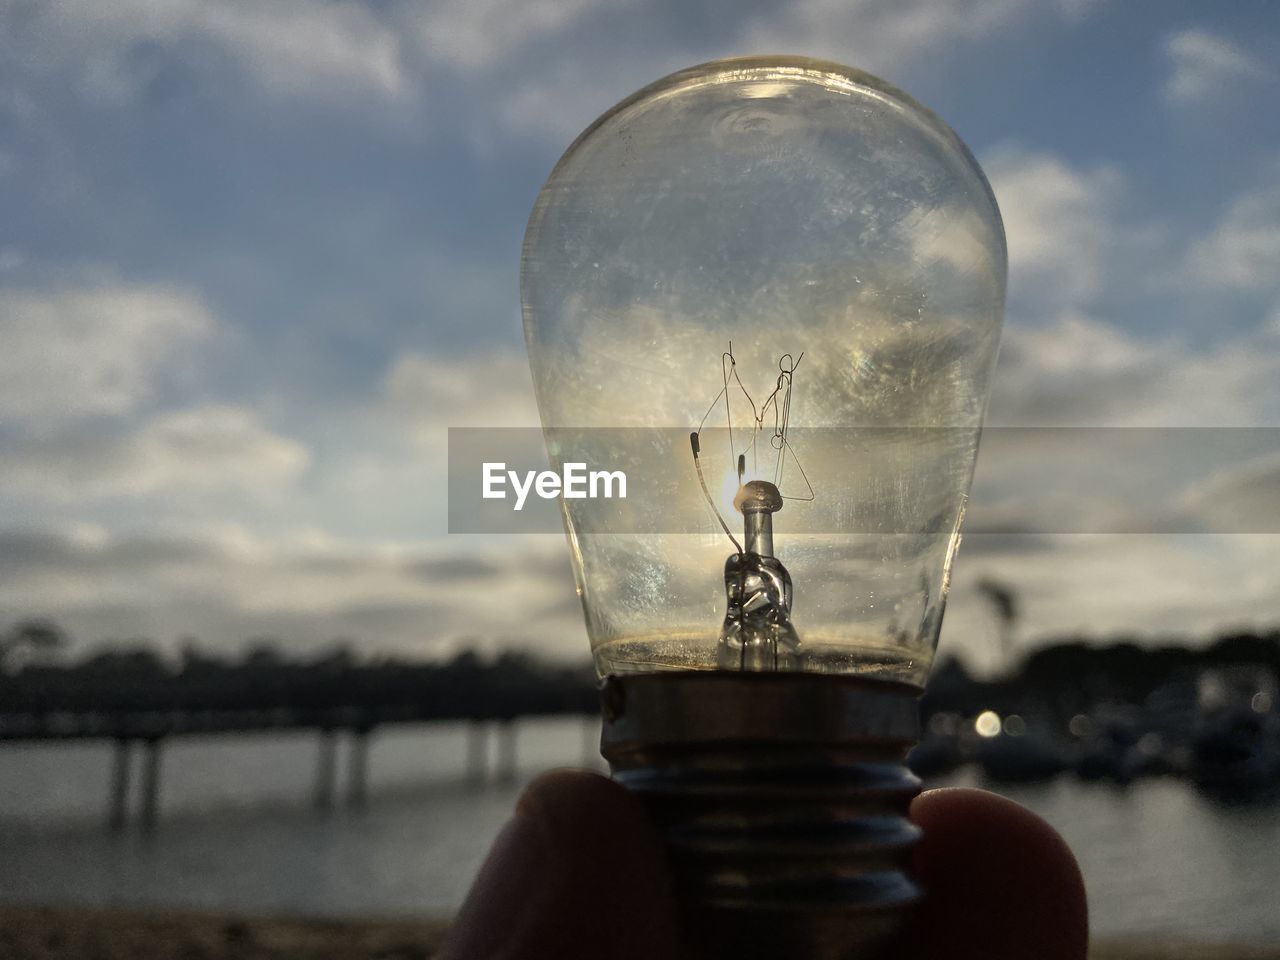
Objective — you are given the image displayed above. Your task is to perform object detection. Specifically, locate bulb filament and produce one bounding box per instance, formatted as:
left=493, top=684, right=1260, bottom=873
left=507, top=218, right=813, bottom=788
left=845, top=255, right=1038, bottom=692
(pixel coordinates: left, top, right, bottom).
left=691, top=344, right=809, bottom=671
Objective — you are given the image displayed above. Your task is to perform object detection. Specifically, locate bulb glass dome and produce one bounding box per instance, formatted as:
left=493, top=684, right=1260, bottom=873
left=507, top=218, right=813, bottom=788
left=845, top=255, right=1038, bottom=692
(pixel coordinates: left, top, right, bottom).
left=522, top=57, right=1006, bottom=687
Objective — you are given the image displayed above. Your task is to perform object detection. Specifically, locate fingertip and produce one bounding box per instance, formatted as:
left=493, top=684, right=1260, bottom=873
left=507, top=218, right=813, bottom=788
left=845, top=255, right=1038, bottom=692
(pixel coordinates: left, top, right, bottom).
left=516, top=768, right=650, bottom=834
left=905, top=787, right=1088, bottom=960
left=444, top=769, right=686, bottom=960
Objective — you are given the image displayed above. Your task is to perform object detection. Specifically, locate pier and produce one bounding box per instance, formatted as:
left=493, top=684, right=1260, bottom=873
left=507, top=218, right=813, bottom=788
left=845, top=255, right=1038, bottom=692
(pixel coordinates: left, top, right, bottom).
left=2, top=709, right=597, bottom=830
left=0, top=654, right=600, bottom=830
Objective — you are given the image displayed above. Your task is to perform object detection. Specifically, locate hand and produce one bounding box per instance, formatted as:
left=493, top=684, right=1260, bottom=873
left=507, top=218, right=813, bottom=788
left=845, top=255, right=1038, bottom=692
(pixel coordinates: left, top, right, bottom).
left=440, top=769, right=1088, bottom=960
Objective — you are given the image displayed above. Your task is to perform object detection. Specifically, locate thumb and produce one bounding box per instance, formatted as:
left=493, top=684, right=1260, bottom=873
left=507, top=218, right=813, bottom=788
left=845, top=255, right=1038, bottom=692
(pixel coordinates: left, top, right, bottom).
left=438, top=769, right=688, bottom=960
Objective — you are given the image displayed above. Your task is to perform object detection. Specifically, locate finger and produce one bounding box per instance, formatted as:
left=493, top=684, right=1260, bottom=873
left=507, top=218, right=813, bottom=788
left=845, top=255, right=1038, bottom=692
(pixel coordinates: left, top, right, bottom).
left=902, top=787, right=1088, bottom=960
left=438, top=769, right=687, bottom=960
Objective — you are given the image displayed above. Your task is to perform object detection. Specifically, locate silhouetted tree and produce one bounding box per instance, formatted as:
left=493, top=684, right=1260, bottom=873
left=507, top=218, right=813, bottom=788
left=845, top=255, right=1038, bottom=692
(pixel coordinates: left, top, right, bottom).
left=0, top=618, right=68, bottom=672
left=977, top=578, right=1019, bottom=671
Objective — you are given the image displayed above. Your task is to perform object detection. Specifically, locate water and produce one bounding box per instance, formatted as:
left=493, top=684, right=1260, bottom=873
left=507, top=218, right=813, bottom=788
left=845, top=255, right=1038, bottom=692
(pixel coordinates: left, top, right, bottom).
left=942, top=768, right=1280, bottom=943
left=2, top=721, right=1279, bottom=943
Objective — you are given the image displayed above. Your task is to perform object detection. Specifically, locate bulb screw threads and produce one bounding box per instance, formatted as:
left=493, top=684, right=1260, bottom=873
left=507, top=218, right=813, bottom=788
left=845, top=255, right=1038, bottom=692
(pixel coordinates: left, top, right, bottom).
left=600, top=671, right=923, bottom=960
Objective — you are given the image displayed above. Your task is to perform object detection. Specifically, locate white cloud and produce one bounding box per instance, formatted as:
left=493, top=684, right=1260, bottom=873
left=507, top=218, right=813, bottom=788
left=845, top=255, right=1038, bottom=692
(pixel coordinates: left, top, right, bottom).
left=1184, top=183, right=1280, bottom=292
left=4, top=522, right=1276, bottom=675
left=415, top=0, right=607, bottom=70
left=0, top=527, right=580, bottom=658
left=1177, top=453, right=1280, bottom=534
left=13, top=0, right=407, bottom=100
left=501, top=0, right=1101, bottom=141
left=741, top=0, right=1031, bottom=71
left=0, top=284, right=214, bottom=421
left=1163, top=29, right=1272, bottom=105
left=988, top=312, right=1280, bottom=426
left=265, top=349, right=543, bottom=538
left=383, top=349, right=540, bottom=441
left=944, top=533, right=1280, bottom=675
left=6, top=0, right=622, bottom=112
left=964, top=308, right=1280, bottom=584
left=981, top=146, right=1122, bottom=310
left=0, top=405, right=310, bottom=501
left=740, top=0, right=1099, bottom=76
left=497, top=64, right=639, bottom=142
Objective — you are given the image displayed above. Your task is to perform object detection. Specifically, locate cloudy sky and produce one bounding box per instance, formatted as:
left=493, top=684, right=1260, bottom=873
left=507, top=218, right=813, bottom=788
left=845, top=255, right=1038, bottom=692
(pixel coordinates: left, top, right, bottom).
left=1, top=0, right=1279, bottom=673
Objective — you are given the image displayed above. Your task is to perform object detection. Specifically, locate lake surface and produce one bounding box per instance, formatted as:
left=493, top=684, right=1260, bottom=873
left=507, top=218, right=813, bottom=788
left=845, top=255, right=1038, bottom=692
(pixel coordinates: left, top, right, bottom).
left=1, top=718, right=1278, bottom=944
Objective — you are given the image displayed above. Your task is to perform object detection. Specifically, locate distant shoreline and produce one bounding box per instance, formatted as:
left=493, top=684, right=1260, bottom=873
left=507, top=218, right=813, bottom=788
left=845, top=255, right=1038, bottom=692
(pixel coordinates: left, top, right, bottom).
left=1, top=905, right=1278, bottom=960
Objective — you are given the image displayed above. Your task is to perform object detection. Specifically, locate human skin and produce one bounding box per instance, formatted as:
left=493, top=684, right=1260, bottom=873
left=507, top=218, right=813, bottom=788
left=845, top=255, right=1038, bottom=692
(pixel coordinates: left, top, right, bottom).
left=440, top=769, right=1088, bottom=960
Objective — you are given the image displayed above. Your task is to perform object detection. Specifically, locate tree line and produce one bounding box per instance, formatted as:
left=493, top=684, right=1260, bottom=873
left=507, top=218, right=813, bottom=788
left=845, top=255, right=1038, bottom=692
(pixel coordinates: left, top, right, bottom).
left=2, top=617, right=1278, bottom=722
left=0, top=620, right=596, bottom=721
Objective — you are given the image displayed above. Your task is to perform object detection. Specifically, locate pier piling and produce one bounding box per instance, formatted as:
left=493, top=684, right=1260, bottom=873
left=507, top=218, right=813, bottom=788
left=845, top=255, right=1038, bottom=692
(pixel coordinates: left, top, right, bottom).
left=314, top=730, right=337, bottom=811
left=108, top=738, right=132, bottom=830
left=139, top=738, right=163, bottom=829
left=347, top=729, right=370, bottom=808
left=466, top=721, right=487, bottom=783
left=496, top=720, right=517, bottom=783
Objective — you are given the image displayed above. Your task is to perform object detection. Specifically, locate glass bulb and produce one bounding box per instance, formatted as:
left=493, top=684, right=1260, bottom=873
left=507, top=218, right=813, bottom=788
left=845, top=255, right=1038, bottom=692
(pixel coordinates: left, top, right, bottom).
left=522, top=57, right=1005, bottom=688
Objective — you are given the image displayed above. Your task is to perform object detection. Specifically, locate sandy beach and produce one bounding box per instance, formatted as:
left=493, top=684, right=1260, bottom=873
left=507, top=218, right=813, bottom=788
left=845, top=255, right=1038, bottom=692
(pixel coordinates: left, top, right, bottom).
left=2, top=906, right=1278, bottom=960
left=0, top=907, right=450, bottom=960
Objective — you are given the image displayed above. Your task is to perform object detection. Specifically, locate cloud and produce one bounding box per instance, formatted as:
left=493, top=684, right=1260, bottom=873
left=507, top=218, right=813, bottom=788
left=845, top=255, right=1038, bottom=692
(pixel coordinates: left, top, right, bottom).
left=1184, top=183, right=1280, bottom=292
left=6, top=0, right=407, bottom=101
left=981, top=146, right=1122, bottom=311
left=1163, top=29, right=1273, bottom=105
left=0, top=405, right=310, bottom=501
left=0, top=527, right=581, bottom=658
left=497, top=64, right=640, bottom=143
left=414, top=0, right=608, bottom=70
left=265, top=349, right=540, bottom=539
left=6, top=0, right=616, bottom=117
left=499, top=0, right=1101, bottom=142
left=943, top=532, right=1280, bottom=675
left=5, top=521, right=1277, bottom=679
left=1178, top=453, right=1280, bottom=534
left=978, top=148, right=1280, bottom=425
left=957, top=532, right=1056, bottom=555
left=0, top=284, right=214, bottom=421
left=987, top=312, right=1280, bottom=426
left=965, top=307, right=1280, bottom=550
left=741, top=0, right=1032, bottom=71
left=407, top=555, right=505, bottom=582
left=383, top=349, right=540, bottom=441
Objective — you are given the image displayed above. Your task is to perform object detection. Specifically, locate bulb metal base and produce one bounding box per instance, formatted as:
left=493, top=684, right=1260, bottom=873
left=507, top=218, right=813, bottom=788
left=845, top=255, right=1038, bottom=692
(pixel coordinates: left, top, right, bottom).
left=600, top=671, right=923, bottom=960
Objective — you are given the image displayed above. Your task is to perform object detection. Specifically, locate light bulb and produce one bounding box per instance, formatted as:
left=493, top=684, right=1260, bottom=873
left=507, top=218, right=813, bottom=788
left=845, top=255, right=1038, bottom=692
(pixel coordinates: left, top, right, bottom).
left=522, top=57, right=1005, bottom=958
